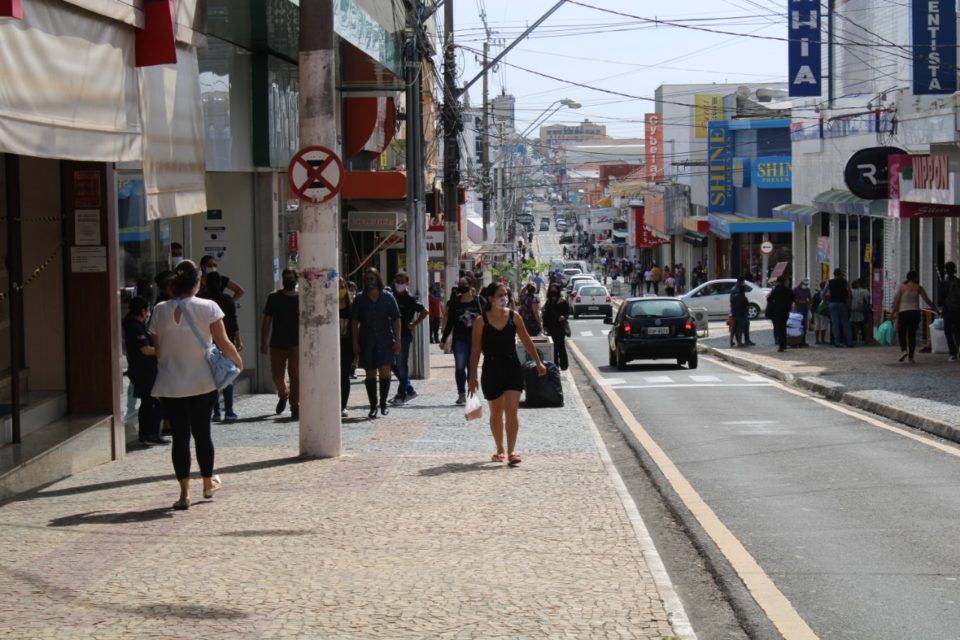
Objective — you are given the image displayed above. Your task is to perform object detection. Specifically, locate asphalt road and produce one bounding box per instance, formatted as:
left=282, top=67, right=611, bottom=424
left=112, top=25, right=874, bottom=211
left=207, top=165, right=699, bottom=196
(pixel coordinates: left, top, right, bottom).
left=570, top=317, right=960, bottom=638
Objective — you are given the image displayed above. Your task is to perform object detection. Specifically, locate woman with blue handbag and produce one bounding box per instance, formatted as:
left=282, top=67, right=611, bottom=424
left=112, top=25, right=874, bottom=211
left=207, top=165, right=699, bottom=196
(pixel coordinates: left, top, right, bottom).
left=151, top=260, right=243, bottom=511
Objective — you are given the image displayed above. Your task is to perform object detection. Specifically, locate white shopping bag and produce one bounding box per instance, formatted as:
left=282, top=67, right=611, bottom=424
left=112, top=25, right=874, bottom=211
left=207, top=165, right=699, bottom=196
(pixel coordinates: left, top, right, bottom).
left=464, top=393, right=483, bottom=421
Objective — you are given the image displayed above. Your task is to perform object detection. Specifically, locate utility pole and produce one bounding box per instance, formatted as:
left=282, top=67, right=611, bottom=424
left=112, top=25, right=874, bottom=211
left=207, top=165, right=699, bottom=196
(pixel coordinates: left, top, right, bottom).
left=481, top=40, right=491, bottom=242
left=297, top=0, right=340, bottom=458
left=406, top=2, right=429, bottom=379
left=442, top=2, right=461, bottom=291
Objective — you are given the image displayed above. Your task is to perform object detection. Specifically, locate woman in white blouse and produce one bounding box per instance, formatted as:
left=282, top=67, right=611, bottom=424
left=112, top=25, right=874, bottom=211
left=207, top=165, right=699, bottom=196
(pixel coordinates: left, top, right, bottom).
left=151, top=260, right=243, bottom=510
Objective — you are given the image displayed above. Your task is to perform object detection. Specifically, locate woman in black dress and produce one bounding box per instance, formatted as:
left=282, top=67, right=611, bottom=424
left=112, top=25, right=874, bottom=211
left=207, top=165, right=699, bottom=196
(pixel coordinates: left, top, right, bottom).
left=541, top=283, right=570, bottom=370
left=468, top=282, right=546, bottom=465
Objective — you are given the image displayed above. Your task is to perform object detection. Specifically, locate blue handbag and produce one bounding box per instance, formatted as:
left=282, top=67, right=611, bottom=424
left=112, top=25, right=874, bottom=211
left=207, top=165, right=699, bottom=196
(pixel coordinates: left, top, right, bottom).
left=175, top=299, right=241, bottom=390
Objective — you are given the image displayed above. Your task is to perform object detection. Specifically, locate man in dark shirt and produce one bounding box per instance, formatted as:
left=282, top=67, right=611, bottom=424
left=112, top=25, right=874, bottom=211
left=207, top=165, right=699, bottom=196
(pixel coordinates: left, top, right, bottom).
left=261, top=270, right=300, bottom=418
left=825, top=268, right=854, bottom=347
left=390, top=271, right=429, bottom=405
left=123, top=297, right=168, bottom=446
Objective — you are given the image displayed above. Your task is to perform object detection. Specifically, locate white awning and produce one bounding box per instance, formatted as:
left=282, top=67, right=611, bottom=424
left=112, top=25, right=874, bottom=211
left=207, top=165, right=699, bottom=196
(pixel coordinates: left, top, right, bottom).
left=0, top=0, right=141, bottom=162
left=139, top=44, right=207, bottom=220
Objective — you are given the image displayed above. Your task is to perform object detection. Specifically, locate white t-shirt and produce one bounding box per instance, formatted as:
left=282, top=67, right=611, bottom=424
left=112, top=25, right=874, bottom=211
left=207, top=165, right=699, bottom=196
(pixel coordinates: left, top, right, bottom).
left=150, top=296, right=225, bottom=398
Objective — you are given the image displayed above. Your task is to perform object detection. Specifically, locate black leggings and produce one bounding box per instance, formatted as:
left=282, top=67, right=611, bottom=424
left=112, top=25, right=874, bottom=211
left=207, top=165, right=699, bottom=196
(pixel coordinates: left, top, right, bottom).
left=897, top=309, right=921, bottom=357
left=553, top=335, right=569, bottom=370
left=163, top=391, right=217, bottom=481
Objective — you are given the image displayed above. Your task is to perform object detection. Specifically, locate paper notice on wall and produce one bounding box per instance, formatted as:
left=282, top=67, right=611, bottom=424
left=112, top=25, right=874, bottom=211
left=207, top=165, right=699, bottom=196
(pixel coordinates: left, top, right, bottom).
left=71, top=246, right=107, bottom=272
left=75, top=210, right=101, bottom=246
left=204, top=246, right=227, bottom=261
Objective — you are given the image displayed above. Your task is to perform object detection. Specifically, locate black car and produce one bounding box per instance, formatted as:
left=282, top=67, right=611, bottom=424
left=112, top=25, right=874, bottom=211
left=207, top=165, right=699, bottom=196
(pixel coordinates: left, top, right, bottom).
left=604, top=297, right=698, bottom=370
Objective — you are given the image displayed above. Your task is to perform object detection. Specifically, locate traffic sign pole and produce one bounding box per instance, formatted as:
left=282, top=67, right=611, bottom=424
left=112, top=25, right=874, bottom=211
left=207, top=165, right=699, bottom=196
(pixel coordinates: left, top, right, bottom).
left=297, top=0, right=341, bottom=458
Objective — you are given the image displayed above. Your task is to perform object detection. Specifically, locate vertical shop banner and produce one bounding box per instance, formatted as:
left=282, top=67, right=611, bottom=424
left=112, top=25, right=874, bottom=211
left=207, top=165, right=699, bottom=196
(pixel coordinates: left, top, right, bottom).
left=694, top=94, right=724, bottom=138
left=788, top=0, right=822, bottom=97
left=707, top=121, right=734, bottom=213
left=912, top=0, right=957, bottom=94
left=644, top=113, right=663, bottom=181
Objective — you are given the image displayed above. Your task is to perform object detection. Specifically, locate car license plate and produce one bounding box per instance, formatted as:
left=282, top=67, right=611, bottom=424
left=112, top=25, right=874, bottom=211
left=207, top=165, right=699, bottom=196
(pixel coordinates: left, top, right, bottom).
left=588, top=306, right=599, bottom=310
left=647, top=327, right=669, bottom=335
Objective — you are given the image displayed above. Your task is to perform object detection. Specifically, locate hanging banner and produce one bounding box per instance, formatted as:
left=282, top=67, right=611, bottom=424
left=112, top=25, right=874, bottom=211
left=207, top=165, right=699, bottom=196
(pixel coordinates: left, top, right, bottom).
left=912, top=0, right=957, bottom=94
left=694, top=94, right=724, bottom=138
left=707, top=121, right=734, bottom=213
left=644, top=113, right=663, bottom=181
left=788, top=0, right=822, bottom=97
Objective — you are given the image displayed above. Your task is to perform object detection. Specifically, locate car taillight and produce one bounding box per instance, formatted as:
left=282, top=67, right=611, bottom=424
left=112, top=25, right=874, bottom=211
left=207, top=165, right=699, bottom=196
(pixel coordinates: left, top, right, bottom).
left=684, top=321, right=694, bottom=334
left=623, top=324, right=631, bottom=334
left=575, top=296, right=581, bottom=302
left=605, top=296, right=611, bottom=302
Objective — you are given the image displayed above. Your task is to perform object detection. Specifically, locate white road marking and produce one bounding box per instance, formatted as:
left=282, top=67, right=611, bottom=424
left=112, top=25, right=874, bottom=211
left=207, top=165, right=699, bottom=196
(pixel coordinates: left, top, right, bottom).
left=739, top=375, right=767, bottom=382
left=644, top=375, right=673, bottom=384
left=721, top=420, right=779, bottom=425
left=579, top=330, right=594, bottom=337
left=610, top=383, right=773, bottom=390
left=689, top=375, right=721, bottom=383
left=599, top=378, right=627, bottom=386
left=602, top=329, right=610, bottom=336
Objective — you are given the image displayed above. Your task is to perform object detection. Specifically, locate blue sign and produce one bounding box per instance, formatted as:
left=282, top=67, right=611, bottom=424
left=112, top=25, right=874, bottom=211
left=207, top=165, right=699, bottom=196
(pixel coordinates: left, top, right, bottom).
left=788, top=0, right=822, bottom=97
left=751, top=156, right=792, bottom=189
left=707, top=122, right=734, bottom=213
left=912, top=0, right=957, bottom=94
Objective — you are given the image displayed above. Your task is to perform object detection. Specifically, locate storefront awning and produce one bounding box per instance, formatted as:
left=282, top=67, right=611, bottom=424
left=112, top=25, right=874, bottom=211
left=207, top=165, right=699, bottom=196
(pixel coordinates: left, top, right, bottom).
left=708, top=213, right=792, bottom=239
left=772, top=203, right=818, bottom=225
left=682, top=231, right=708, bottom=247
left=812, top=189, right=888, bottom=217
left=682, top=216, right=710, bottom=234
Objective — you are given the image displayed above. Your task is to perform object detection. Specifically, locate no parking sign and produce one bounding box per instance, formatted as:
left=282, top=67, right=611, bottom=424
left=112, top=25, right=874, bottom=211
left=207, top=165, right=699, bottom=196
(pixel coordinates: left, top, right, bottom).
left=287, top=146, right=345, bottom=204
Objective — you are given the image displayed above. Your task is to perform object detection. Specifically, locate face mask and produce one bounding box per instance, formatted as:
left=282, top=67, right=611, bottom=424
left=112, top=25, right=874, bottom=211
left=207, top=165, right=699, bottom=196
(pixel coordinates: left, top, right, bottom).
left=458, top=285, right=468, bottom=293
left=206, top=267, right=217, bottom=274
left=496, top=296, right=509, bottom=309
left=365, top=279, right=377, bottom=290
left=395, top=283, right=407, bottom=293
left=170, top=256, right=183, bottom=267
left=282, top=279, right=296, bottom=291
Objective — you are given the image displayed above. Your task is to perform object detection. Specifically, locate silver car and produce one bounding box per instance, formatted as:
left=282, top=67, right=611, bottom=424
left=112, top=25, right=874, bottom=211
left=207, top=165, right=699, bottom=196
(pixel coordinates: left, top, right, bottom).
left=680, top=279, right=770, bottom=320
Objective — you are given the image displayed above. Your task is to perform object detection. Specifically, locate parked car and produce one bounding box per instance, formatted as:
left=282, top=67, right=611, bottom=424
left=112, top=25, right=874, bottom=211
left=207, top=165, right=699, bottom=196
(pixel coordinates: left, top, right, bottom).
left=571, top=284, right=612, bottom=318
left=559, top=234, right=574, bottom=244
left=539, top=218, right=550, bottom=231
left=680, top=278, right=769, bottom=320
left=605, top=297, right=698, bottom=370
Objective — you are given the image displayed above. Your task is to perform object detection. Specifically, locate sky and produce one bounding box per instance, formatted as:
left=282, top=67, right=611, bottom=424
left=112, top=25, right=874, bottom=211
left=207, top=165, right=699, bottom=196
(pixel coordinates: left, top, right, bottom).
left=451, top=0, right=789, bottom=139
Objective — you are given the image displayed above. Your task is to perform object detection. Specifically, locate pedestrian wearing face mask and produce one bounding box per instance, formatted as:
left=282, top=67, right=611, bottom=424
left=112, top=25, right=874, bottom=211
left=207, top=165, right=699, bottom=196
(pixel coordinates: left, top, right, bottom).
left=440, top=278, right=482, bottom=405
left=390, top=271, right=428, bottom=406
left=351, top=268, right=402, bottom=418
left=541, top=283, right=571, bottom=370
left=199, top=255, right=245, bottom=302
left=260, top=269, right=300, bottom=419
left=469, top=282, right=547, bottom=465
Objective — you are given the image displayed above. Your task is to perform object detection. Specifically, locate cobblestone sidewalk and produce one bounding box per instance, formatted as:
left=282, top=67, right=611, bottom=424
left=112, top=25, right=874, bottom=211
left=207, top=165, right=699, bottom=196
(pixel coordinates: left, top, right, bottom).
left=0, top=352, right=689, bottom=639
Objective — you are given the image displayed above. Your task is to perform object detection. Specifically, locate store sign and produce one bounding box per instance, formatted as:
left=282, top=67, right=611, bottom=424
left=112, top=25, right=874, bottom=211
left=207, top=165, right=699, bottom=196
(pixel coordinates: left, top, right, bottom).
left=644, top=113, right=663, bottom=181
left=707, top=122, right=734, bottom=213
left=751, top=156, right=792, bottom=189
left=347, top=210, right=398, bottom=231
left=732, top=158, right=750, bottom=187
left=788, top=0, right=822, bottom=97
left=844, top=146, right=904, bottom=200
left=694, top=94, right=724, bottom=138
left=912, top=0, right=957, bottom=95
left=426, top=229, right=445, bottom=258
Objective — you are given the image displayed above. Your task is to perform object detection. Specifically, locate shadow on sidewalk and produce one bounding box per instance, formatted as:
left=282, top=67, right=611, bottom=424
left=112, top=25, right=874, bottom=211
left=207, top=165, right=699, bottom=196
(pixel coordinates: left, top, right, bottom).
left=48, top=506, right=184, bottom=527
left=12, top=456, right=307, bottom=503
left=417, top=461, right=505, bottom=476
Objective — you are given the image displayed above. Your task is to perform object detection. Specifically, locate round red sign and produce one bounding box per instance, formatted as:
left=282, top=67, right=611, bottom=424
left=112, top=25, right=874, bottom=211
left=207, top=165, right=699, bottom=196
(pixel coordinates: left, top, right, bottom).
left=287, top=145, right=345, bottom=204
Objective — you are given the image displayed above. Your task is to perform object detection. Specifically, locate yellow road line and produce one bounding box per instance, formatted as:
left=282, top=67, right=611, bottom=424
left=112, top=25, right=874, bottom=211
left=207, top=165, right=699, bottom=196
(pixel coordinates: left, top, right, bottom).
left=568, top=340, right=819, bottom=640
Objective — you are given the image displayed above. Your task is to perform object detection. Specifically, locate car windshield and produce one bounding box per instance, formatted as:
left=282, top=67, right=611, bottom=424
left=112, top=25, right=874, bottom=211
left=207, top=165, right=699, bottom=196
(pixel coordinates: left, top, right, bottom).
left=580, top=287, right=606, bottom=296
left=625, top=300, right=687, bottom=318
left=564, top=269, right=582, bottom=276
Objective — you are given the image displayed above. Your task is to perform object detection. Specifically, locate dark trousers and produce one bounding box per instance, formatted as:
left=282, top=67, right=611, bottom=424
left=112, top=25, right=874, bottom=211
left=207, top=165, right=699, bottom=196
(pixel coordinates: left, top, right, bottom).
left=391, top=333, right=415, bottom=397
left=452, top=337, right=471, bottom=395
left=945, top=313, right=960, bottom=357
left=341, top=341, right=354, bottom=410
left=429, top=317, right=441, bottom=343
left=829, top=302, right=854, bottom=347
left=212, top=384, right=234, bottom=416
left=772, top=313, right=789, bottom=349
left=553, top=335, right=568, bottom=370
left=163, top=391, right=217, bottom=481
left=897, top=309, right=921, bottom=357
left=137, top=396, right=162, bottom=440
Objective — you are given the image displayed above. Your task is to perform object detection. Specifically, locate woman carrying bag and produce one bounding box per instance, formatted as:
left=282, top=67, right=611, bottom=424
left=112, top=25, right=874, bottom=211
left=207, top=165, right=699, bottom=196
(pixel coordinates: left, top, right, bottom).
left=891, top=270, right=936, bottom=363
left=151, top=260, right=243, bottom=510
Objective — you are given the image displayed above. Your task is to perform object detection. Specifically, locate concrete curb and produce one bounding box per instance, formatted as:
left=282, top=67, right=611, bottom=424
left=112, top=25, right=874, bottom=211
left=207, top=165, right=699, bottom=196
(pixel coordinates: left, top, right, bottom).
left=702, top=345, right=960, bottom=444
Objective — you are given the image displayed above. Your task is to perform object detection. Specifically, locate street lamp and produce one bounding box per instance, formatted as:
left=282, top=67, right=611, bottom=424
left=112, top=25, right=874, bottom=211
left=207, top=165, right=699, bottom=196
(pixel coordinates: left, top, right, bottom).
left=518, top=98, right=581, bottom=140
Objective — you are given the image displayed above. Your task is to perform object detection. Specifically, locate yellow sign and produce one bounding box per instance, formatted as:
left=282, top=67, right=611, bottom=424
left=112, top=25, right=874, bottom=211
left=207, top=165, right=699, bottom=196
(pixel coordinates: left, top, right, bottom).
left=864, top=243, right=873, bottom=263
left=695, top=94, right=725, bottom=138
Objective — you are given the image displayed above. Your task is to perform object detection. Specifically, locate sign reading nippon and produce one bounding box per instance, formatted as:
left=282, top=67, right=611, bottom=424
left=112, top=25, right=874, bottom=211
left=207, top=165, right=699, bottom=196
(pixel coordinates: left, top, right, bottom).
left=707, top=122, right=734, bottom=213
left=788, top=0, right=822, bottom=97
left=912, top=0, right=957, bottom=94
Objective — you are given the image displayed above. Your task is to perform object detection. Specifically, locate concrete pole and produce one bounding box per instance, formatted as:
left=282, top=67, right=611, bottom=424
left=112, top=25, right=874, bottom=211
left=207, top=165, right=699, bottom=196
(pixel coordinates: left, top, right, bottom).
left=297, top=0, right=340, bottom=458
left=406, top=4, right=429, bottom=379
left=481, top=40, right=491, bottom=242
left=442, top=2, right=461, bottom=291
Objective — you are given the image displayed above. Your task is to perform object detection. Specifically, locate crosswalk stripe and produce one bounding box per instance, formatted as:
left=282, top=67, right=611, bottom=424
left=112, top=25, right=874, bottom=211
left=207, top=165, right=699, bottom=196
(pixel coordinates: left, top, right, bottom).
left=602, top=329, right=610, bottom=336
left=689, top=375, right=721, bottom=383
left=610, top=383, right=773, bottom=389
left=643, top=376, right=673, bottom=384
left=739, top=375, right=766, bottom=382
left=579, top=330, right=594, bottom=337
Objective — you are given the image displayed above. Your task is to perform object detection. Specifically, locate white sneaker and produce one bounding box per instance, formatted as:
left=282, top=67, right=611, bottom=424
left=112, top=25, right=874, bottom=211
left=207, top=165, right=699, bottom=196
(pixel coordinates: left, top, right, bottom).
left=949, top=355, right=958, bottom=362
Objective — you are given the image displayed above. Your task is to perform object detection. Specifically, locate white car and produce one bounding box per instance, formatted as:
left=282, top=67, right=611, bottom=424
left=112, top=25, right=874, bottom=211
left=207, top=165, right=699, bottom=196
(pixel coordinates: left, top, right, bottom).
left=566, top=273, right=597, bottom=294
left=571, top=284, right=612, bottom=318
left=680, top=279, right=770, bottom=320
